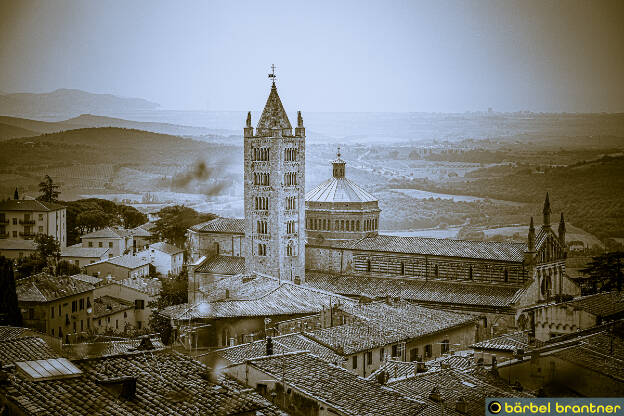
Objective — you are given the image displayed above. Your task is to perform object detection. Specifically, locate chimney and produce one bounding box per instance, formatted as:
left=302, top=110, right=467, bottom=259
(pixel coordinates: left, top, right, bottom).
left=429, top=386, right=443, bottom=402
left=416, top=362, right=427, bottom=374
left=376, top=370, right=389, bottom=385
left=456, top=397, right=468, bottom=414
left=266, top=336, right=273, bottom=356
left=120, top=377, right=137, bottom=400
left=490, top=356, right=499, bottom=376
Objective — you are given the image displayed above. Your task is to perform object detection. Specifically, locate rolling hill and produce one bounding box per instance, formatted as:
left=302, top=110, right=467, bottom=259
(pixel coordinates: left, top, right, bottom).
left=0, top=88, right=159, bottom=117
left=0, top=114, right=225, bottom=140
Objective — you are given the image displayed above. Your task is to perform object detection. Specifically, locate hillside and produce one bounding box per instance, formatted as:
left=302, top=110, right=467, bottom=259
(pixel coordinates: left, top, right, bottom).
left=0, top=127, right=241, bottom=198
left=0, top=89, right=159, bottom=117
left=0, top=114, right=219, bottom=139
left=0, top=122, right=39, bottom=140
left=427, top=155, right=624, bottom=239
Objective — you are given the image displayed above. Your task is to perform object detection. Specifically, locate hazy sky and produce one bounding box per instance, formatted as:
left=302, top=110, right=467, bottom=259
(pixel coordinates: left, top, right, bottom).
left=1, top=0, right=623, bottom=112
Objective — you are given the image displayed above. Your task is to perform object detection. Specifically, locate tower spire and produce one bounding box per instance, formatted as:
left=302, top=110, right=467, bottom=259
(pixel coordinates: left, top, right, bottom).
left=542, top=192, right=552, bottom=227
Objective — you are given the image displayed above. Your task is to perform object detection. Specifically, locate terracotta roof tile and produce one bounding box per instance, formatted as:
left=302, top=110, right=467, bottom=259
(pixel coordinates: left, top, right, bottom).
left=471, top=331, right=531, bottom=352
left=247, top=352, right=426, bottom=416
left=340, top=234, right=527, bottom=262
left=195, top=255, right=245, bottom=275
left=256, top=83, right=292, bottom=131
left=0, top=199, right=65, bottom=212
left=149, top=241, right=183, bottom=255
left=93, top=296, right=134, bottom=319
left=16, top=273, right=94, bottom=303
left=0, top=337, right=58, bottom=365
left=305, top=271, right=524, bottom=310
left=306, top=177, right=378, bottom=203
left=1, top=349, right=287, bottom=416
left=189, top=217, right=245, bottom=234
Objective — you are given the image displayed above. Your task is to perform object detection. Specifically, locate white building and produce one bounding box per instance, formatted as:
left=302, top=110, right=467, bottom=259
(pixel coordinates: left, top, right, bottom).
left=143, top=242, right=184, bottom=276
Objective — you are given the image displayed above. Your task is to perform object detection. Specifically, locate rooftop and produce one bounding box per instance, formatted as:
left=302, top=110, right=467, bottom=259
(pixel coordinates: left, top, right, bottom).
left=62, top=336, right=166, bottom=360
left=245, top=351, right=426, bottom=416
left=118, top=276, right=162, bottom=296
left=368, top=354, right=475, bottom=383
left=306, top=177, right=378, bottom=203
left=93, top=296, right=134, bottom=319
left=129, top=224, right=153, bottom=237
left=1, top=348, right=286, bottom=416
left=304, top=271, right=525, bottom=311
left=305, top=301, right=477, bottom=355
left=566, top=291, right=624, bottom=317
left=0, top=326, right=38, bottom=341
left=71, top=273, right=104, bottom=286
left=161, top=274, right=354, bottom=320
left=338, top=234, right=527, bottom=262
left=386, top=367, right=533, bottom=416
left=81, top=227, right=132, bottom=239
left=0, top=199, right=65, bottom=212
left=149, top=241, right=184, bottom=255
left=88, top=254, right=150, bottom=270
left=215, top=332, right=344, bottom=366
left=188, top=217, right=245, bottom=234
left=16, top=273, right=95, bottom=303
left=550, top=330, right=624, bottom=382
left=195, top=255, right=246, bottom=275
left=0, top=336, right=59, bottom=365
left=61, top=245, right=109, bottom=258
left=471, top=331, right=531, bottom=352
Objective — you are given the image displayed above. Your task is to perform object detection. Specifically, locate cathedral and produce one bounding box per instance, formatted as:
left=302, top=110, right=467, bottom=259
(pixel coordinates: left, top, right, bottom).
left=186, top=75, right=580, bottom=335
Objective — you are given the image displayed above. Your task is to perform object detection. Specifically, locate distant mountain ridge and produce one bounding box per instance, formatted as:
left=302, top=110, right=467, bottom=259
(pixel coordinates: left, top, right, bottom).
left=0, top=114, right=225, bottom=140
left=0, top=88, right=159, bottom=117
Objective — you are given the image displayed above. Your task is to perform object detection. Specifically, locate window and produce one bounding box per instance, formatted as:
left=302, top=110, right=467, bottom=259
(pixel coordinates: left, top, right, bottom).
left=87, top=297, right=91, bottom=308
left=38, top=226, right=43, bottom=233
left=441, top=340, right=450, bottom=354
left=287, top=243, right=295, bottom=257
left=256, top=220, right=268, bottom=235
left=73, top=321, right=76, bottom=332
left=469, top=265, right=473, bottom=280
left=434, top=264, right=439, bottom=278
left=87, top=319, right=90, bottom=329
left=410, top=348, right=419, bottom=362
left=135, top=299, right=145, bottom=310
left=352, top=355, right=357, bottom=369
left=12, top=218, right=17, bottom=225
left=367, top=259, right=372, bottom=273
left=400, top=262, right=405, bottom=275
left=51, top=306, right=54, bottom=318
left=79, top=299, right=84, bottom=310
left=124, top=311, right=127, bottom=318
left=366, top=351, right=373, bottom=365
left=285, top=196, right=296, bottom=210
left=116, top=320, right=118, bottom=329
left=39, top=214, right=43, bottom=220
left=98, top=319, right=102, bottom=326
left=356, top=220, right=360, bottom=231
left=258, top=243, right=267, bottom=256
left=72, top=301, right=77, bottom=313
left=504, top=268, right=509, bottom=282
left=284, top=172, right=297, bottom=186
left=286, top=220, right=296, bottom=234
left=98, top=242, right=103, bottom=248
left=253, top=147, right=269, bottom=161
left=28, top=308, right=34, bottom=320
left=392, top=344, right=399, bottom=358
left=137, top=321, right=142, bottom=329
left=253, top=172, right=270, bottom=186
left=75, top=260, right=79, bottom=267
left=12, top=231, right=17, bottom=237
left=51, top=328, right=54, bottom=336
left=88, top=242, right=93, bottom=247
left=214, top=242, right=220, bottom=255
left=255, top=196, right=269, bottom=210
left=284, top=148, right=297, bottom=161
left=58, top=305, right=61, bottom=315
left=379, top=348, right=385, bottom=361
left=425, top=344, right=432, bottom=358
left=80, top=320, right=83, bottom=331
left=109, top=242, right=113, bottom=248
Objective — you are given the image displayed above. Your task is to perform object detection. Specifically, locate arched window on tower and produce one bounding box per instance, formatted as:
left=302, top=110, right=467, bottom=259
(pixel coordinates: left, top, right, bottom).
left=400, top=261, right=405, bottom=275
left=356, top=220, right=360, bottom=231
left=367, top=259, right=372, bottom=273
left=504, top=268, right=509, bottom=283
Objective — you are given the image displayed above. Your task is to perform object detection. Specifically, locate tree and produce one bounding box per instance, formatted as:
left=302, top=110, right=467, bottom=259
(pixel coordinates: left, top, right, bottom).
left=0, top=256, right=22, bottom=326
left=37, top=175, right=60, bottom=203
left=119, top=205, right=148, bottom=229
left=148, top=268, right=189, bottom=344
left=55, top=260, right=81, bottom=277
left=581, top=251, right=624, bottom=293
left=153, top=205, right=216, bottom=248
left=34, top=234, right=61, bottom=265
left=15, top=254, right=47, bottom=278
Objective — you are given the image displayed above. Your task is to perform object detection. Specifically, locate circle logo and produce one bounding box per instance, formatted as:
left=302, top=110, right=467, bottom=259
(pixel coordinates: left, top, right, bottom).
left=488, top=401, right=502, bottom=414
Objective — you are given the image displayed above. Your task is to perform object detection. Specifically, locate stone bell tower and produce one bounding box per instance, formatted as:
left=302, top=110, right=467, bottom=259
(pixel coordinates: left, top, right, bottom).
left=243, top=69, right=306, bottom=283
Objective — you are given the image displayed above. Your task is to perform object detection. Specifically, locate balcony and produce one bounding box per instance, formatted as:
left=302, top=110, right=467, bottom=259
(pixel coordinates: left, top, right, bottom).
left=19, top=219, right=35, bottom=225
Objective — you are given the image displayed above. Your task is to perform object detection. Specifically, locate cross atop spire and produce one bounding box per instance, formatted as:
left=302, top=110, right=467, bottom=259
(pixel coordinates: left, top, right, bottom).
left=268, top=64, right=276, bottom=85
